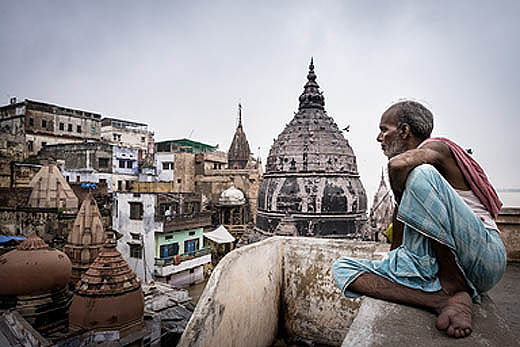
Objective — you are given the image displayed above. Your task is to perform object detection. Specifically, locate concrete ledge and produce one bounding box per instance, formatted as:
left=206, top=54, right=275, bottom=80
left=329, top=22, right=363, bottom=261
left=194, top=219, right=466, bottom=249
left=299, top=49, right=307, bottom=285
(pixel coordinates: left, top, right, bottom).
left=342, top=294, right=516, bottom=347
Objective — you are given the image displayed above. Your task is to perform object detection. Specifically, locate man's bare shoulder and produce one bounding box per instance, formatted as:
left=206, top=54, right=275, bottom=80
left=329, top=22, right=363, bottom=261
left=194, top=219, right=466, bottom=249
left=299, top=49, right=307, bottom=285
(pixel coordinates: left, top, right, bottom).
left=420, top=140, right=452, bottom=162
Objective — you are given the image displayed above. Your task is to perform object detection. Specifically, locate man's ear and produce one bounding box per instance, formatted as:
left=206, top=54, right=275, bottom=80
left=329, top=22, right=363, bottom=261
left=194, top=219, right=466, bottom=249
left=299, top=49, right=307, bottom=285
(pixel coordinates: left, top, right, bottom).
left=399, top=123, right=411, bottom=139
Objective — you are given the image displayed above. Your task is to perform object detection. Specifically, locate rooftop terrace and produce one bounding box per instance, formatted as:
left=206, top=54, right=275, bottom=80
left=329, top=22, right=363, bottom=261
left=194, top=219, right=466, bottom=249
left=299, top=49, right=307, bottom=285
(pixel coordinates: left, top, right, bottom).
left=179, top=236, right=517, bottom=347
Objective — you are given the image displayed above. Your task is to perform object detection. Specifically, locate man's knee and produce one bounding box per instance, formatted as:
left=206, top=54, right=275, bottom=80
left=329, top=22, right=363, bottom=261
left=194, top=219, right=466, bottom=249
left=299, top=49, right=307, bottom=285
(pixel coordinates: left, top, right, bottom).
left=404, top=164, right=445, bottom=192
left=409, top=163, right=439, bottom=178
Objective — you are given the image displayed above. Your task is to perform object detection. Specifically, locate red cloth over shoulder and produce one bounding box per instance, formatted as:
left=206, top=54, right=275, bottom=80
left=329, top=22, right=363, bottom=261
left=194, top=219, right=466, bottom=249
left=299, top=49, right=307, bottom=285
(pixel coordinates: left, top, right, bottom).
left=418, top=137, right=502, bottom=219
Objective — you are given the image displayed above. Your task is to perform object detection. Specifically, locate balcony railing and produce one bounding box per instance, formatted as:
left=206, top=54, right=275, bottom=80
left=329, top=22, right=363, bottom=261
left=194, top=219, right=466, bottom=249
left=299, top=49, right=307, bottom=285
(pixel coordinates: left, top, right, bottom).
left=154, top=247, right=212, bottom=267
left=159, top=212, right=212, bottom=232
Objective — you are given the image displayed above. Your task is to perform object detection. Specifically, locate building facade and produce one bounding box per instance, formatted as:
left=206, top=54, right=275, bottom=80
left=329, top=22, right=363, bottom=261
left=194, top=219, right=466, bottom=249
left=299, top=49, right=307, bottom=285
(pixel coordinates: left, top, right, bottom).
left=100, top=117, right=154, bottom=162
left=37, top=141, right=138, bottom=192
left=113, top=191, right=211, bottom=287
left=0, top=98, right=101, bottom=157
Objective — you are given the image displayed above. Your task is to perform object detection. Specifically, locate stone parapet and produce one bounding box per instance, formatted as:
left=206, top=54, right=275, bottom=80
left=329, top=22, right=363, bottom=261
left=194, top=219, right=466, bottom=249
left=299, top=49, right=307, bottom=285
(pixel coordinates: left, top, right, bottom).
left=497, top=207, right=520, bottom=261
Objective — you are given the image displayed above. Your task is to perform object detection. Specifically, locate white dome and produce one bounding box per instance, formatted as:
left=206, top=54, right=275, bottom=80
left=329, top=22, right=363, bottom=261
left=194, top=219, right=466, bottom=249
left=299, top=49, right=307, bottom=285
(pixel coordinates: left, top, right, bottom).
left=219, top=186, right=245, bottom=206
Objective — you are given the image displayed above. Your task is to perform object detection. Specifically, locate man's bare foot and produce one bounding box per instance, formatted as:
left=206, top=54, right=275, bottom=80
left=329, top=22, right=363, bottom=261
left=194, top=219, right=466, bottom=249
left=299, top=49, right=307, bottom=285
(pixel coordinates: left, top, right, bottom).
left=435, top=291, right=473, bottom=338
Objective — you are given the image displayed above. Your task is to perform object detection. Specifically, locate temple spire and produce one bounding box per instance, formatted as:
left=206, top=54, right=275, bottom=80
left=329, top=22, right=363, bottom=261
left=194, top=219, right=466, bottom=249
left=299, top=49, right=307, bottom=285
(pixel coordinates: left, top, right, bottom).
left=238, top=103, right=242, bottom=128
left=298, top=57, right=324, bottom=110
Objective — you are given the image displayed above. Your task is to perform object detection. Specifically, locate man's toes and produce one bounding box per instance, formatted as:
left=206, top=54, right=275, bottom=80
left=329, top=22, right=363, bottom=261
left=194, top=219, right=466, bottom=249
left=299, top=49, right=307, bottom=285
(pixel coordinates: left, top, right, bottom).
left=447, top=326, right=455, bottom=336
left=464, top=328, right=472, bottom=336
left=436, top=313, right=449, bottom=330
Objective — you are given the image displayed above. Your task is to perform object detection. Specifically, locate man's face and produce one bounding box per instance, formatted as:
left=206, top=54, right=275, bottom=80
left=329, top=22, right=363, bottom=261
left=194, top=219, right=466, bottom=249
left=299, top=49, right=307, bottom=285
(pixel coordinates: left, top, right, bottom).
left=377, top=107, right=407, bottom=158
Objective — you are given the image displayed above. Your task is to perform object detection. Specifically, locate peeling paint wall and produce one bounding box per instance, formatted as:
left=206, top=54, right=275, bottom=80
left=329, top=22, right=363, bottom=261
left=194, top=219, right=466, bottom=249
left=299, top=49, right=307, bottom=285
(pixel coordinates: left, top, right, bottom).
left=179, top=238, right=283, bottom=347
left=282, top=238, right=387, bottom=345
left=114, top=192, right=159, bottom=282
left=179, top=237, right=388, bottom=347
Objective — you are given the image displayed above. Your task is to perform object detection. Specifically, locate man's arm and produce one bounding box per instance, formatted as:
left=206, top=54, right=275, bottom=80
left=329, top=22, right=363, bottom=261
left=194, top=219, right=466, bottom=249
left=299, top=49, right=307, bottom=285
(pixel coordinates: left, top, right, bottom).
left=388, top=142, right=447, bottom=202
left=390, top=205, right=403, bottom=250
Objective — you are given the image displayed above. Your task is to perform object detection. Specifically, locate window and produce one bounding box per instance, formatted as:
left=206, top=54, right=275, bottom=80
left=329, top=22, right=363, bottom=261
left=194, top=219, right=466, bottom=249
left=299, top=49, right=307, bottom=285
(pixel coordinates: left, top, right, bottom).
left=125, top=181, right=132, bottom=190
left=131, top=233, right=140, bottom=240
left=59, top=122, right=64, bottom=130
left=41, top=119, right=47, bottom=128
left=99, top=178, right=107, bottom=185
left=141, top=136, right=145, bottom=142
left=118, top=180, right=123, bottom=191
left=68, top=124, right=72, bottom=132
left=98, top=158, right=109, bottom=168
left=66, top=176, right=70, bottom=182
left=213, top=163, right=218, bottom=169
left=113, top=134, right=121, bottom=141
left=28, top=141, right=33, bottom=151
left=126, top=161, right=133, bottom=169
left=184, top=238, right=199, bottom=256
left=189, top=231, right=196, bottom=236
left=29, top=118, right=34, bottom=126
left=77, top=125, right=82, bottom=133
left=177, top=179, right=182, bottom=184
left=162, top=162, right=173, bottom=170
left=119, top=160, right=126, bottom=168
left=129, top=202, right=143, bottom=220
left=160, top=243, right=179, bottom=258
left=41, top=141, right=47, bottom=147
left=91, top=126, right=96, bottom=135
left=156, top=142, right=171, bottom=152
left=129, top=244, right=142, bottom=258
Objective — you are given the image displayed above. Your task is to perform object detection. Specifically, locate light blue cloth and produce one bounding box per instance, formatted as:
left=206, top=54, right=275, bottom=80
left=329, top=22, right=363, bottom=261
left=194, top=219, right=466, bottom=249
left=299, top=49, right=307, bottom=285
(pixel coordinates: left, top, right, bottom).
left=332, top=164, right=506, bottom=303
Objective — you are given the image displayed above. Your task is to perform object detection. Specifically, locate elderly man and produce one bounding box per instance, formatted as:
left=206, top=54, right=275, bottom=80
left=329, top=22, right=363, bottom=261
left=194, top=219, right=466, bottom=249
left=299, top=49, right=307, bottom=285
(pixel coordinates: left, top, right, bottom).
left=332, top=101, right=506, bottom=338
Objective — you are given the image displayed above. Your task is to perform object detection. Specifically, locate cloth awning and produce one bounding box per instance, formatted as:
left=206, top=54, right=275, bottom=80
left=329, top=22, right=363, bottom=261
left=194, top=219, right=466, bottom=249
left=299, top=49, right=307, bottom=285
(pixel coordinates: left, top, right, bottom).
left=204, top=226, right=235, bottom=244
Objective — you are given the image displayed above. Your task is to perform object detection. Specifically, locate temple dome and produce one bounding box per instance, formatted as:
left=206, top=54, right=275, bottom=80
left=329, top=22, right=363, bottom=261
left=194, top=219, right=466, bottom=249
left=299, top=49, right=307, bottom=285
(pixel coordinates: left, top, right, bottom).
left=256, top=59, right=367, bottom=237
left=0, top=232, right=72, bottom=336
left=219, top=186, right=246, bottom=206
left=0, top=232, right=72, bottom=296
left=69, top=235, right=144, bottom=335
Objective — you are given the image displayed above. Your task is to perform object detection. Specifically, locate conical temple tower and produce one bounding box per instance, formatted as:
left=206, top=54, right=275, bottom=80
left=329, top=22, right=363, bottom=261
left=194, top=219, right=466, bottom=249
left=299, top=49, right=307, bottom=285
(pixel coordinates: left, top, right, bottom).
left=29, top=164, right=78, bottom=212
left=64, top=193, right=106, bottom=286
left=70, top=234, right=144, bottom=336
left=366, top=169, right=393, bottom=241
left=228, top=103, right=252, bottom=169
left=256, top=59, right=367, bottom=237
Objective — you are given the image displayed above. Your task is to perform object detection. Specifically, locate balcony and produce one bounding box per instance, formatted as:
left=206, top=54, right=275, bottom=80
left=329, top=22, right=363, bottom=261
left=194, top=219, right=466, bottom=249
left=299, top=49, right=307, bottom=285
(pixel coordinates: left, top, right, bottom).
left=159, top=212, right=212, bottom=233
left=154, top=247, right=211, bottom=277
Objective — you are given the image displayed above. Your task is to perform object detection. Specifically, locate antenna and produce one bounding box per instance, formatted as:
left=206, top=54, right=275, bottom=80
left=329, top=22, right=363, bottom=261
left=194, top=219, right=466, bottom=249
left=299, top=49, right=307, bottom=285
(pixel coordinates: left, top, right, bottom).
left=188, top=129, right=194, bottom=138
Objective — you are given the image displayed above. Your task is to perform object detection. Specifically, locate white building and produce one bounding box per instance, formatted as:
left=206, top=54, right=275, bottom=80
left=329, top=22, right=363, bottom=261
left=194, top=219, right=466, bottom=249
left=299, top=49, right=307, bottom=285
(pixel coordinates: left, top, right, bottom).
left=113, top=192, right=212, bottom=286
left=101, top=117, right=154, bottom=162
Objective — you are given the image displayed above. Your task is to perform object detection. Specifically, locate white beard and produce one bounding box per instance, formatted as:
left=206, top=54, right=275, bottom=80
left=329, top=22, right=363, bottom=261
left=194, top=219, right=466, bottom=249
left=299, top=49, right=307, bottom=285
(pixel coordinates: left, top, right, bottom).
left=384, top=138, right=407, bottom=158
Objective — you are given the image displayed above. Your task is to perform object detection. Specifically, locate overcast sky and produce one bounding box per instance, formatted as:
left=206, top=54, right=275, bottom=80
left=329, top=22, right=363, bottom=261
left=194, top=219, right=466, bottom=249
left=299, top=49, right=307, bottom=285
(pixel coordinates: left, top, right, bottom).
left=1, top=1, right=519, bottom=205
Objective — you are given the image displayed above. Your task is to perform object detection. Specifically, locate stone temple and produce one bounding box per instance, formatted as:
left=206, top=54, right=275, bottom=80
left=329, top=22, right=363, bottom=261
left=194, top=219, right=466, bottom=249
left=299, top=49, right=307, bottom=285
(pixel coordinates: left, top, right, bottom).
left=256, top=59, right=367, bottom=237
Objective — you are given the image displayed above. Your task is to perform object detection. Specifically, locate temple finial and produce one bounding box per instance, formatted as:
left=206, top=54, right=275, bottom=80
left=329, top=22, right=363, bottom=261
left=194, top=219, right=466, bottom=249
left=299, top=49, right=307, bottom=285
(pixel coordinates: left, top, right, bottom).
left=310, top=57, right=314, bottom=70
left=238, top=103, right=242, bottom=128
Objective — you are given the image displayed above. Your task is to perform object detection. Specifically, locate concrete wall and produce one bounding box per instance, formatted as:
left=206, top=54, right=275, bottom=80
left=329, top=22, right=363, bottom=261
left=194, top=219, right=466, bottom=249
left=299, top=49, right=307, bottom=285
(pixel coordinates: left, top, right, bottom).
left=114, top=192, right=159, bottom=282
left=497, top=207, right=520, bottom=261
left=174, top=152, right=195, bottom=192
left=179, top=237, right=387, bottom=347
left=281, top=238, right=387, bottom=345
left=155, top=152, right=174, bottom=181
left=178, top=237, right=284, bottom=347
left=113, top=146, right=138, bottom=175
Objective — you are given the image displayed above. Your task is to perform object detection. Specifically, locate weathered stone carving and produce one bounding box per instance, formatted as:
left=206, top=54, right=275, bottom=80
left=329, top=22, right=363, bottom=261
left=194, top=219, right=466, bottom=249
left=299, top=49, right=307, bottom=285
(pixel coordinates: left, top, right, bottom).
left=256, top=59, right=367, bottom=237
